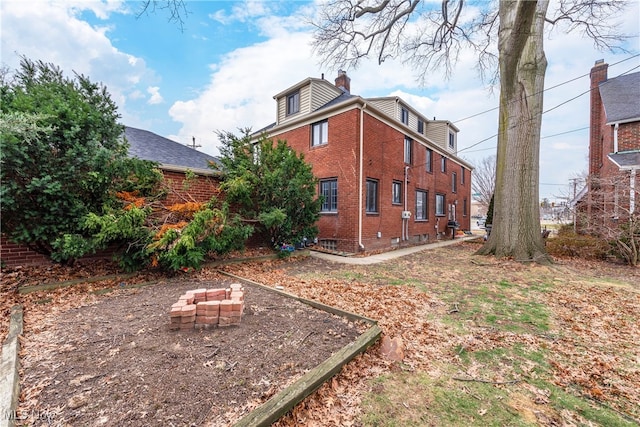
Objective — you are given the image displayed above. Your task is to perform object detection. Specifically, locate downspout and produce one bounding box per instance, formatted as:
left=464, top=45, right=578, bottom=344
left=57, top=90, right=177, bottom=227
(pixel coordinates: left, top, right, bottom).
left=631, top=167, right=637, bottom=214
left=614, top=123, right=619, bottom=153
left=358, top=103, right=366, bottom=251
left=403, top=166, right=409, bottom=240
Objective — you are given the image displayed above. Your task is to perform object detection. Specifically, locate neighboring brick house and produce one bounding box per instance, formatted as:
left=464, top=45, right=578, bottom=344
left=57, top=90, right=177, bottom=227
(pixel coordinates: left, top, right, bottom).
left=1, top=127, right=221, bottom=267
left=124, top=126, right=222, bottom=205
left=574, top=60, right=640, bottom=230
left=255, top=71, right=473, bottom=254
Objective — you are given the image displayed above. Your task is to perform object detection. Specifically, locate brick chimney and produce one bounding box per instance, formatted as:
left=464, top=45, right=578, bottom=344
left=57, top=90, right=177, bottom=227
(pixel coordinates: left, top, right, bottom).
left=589, top=59, right=608, bottom=177
left=335, top=70, right=351, bottom=93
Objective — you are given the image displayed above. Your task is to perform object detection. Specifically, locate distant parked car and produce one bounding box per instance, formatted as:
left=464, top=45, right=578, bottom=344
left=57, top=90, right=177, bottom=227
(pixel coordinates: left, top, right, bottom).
left=477, top=218, right=486, bottom=228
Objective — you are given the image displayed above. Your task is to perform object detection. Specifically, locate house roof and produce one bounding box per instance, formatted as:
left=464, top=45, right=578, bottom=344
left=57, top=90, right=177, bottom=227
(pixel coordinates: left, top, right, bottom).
left=599, top=71, right=640, bottom=124
left=316, top=91, right=357, bottom=111
left=124, top=126, right=221, bottom=175
left=608, top=150, right=640, bottom=169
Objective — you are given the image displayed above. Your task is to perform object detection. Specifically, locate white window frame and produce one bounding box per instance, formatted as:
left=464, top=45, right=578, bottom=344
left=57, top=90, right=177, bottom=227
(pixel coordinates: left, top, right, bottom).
left=436, top=193, right=446, bottom=216
left=287, top=91, right=300, bottom=115
left=311, top=120, right=328, bottom=147
left=416, top=190, right=428, bottom=220
left=404, top=137, right=413, bottom=165
left=401, top=107, right=409, bottom=125
left=392, top=181, right=402, bottom=205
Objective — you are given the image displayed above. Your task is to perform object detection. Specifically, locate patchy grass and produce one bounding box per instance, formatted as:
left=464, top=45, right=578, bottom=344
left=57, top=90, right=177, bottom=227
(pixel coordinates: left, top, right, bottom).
left=223, top=242, right=640, bottom=426
left=361, top=371, right=532, bottom=427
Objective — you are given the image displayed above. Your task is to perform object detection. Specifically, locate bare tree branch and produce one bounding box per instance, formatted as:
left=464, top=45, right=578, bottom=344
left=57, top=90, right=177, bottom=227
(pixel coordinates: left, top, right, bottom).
left=579, top=172, right=640, bottom=266
left=471, top=155, right=496, bottom=207
left=311, top=0, right=631, bottom=84
left=137, top=0, right=189, bottom=32
left=545, top=0, right=632, bottom=52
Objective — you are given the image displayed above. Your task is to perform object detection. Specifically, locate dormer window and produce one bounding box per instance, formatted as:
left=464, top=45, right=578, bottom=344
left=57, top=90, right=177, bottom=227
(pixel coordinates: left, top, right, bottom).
left=417, top=119, right=424, bottom=134
left=448, top=131, right=456, bottom=149
left=401, top=107, right=409, bottom=125
left=287, top=91, right=300, bottom=116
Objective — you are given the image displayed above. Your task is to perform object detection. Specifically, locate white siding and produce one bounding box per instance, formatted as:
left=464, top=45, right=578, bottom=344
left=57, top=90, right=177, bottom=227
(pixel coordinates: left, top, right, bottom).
left=425, top=122, right=448, bottom=150
left=310, top=81, right=342, bottom=111
left=368, top=99, right=397, bottom=118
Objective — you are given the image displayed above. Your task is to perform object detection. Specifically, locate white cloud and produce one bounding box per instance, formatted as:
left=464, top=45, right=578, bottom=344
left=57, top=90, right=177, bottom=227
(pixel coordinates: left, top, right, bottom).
left=168, top=30, right=322, bottom=155
left=0, top=0, right=157, bottom=128
left=209, top=0, right=273, bottom=24
left=147, top=86, right=164, bottom=105
left=129, top=89, right=144, bottom=100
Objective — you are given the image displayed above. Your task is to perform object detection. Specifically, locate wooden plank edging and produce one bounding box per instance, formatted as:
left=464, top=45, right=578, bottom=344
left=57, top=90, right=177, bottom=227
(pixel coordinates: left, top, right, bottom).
left=234, top=325, right=381, bottom=427
left=18, top=273, right=138, bottom=294
left=219, top=271, right=378, bottom=325
left=219, top=270, right=382, bottom=426
left=0, top=305, right=24, bottom=427
left=17, top=250, right=306, bottom=295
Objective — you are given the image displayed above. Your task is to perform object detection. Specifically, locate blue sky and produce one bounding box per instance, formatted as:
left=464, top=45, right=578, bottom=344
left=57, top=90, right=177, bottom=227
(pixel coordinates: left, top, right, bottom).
left=2, top=0, right=639, bottom=201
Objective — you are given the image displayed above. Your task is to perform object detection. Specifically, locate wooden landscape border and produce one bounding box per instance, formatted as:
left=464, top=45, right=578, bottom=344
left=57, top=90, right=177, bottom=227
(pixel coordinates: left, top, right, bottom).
left=219, top=271, right=382, bottom=427
left=17, top=251, right=309, bottom=295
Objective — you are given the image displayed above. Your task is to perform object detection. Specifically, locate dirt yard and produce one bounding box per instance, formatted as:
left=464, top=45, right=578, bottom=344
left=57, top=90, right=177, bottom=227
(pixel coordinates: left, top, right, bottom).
left=11, top=269, right=365, bottom=426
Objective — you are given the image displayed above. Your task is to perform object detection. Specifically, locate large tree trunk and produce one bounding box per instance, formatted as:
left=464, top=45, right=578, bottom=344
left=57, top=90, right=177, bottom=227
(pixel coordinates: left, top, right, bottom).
left=477, top=0, right=551, bottom=263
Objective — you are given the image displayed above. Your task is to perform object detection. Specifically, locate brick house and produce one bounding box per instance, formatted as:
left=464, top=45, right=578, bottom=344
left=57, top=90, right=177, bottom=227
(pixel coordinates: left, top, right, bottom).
left=124, top=126, right=222, bottom=205
left=574, top=60, right=640, bottom=230
left=255, top=71, right=473, bottom=254
left=1, top=127, right=222, bottom=267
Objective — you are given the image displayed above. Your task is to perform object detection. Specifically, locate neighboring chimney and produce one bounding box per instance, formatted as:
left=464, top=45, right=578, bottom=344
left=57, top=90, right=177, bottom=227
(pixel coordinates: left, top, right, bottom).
left=335, top=70, right=351, bottom=93
left=589, top=59, right=608, bottom=177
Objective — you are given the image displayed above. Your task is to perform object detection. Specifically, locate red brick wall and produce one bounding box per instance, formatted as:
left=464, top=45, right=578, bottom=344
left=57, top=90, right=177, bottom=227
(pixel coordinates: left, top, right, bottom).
left=162, top=171, right=222, bottom=206
left=271, top=108, right=471, bottom=253
left=618, top=121, right=640, bottom=152
left=0, top=235, right=51, bottom=267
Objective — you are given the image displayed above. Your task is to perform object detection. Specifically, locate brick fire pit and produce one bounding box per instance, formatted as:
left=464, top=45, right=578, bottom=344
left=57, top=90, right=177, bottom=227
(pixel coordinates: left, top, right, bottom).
left=169, top=283, right=245, bottom=330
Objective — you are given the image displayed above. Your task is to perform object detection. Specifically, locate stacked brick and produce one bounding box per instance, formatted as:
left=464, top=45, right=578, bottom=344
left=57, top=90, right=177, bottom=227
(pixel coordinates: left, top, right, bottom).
left=169, top=284, right=245, bottom=331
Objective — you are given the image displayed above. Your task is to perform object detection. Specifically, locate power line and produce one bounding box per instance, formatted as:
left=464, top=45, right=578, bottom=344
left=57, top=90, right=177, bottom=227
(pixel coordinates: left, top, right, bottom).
left=457, top=59, right=640, bottom=154
left=540, top=126, right=589, bottom=139
left=462, top=125, right=593, bottom=153
left=453, top=53, right=640, bottom=124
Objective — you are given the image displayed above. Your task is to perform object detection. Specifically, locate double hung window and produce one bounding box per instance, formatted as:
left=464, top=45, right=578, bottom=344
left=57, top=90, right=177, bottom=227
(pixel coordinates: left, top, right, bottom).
left=436, top=193, right=445, bottom=216
left=416, top=190, right=428, bottom=220
left=311, top=120, right=328, bottom=146
left=401, top=107, right=409, bottom=125
left=320, top=179, right=337, bottom=212
left=287, top=91, right=300, bottom=115
left=392, top=181, right=402, bottom=205
left=404, top=137, right=413, bottom=165
left=366, top=179, right=379, bottom=213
